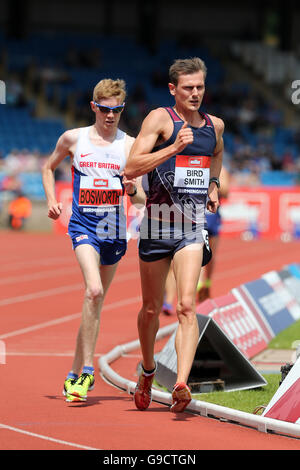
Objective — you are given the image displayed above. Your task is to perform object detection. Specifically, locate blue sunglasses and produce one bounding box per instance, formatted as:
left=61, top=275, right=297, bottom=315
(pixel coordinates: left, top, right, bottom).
left=93, top=102, right=125, bottom=114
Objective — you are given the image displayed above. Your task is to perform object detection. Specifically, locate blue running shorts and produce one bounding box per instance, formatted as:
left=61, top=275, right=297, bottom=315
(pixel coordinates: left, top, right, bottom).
left=69, top=229, right=127, bottom=265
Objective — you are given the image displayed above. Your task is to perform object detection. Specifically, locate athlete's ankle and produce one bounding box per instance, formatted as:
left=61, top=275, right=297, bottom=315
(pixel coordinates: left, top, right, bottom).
left=82, top=365, right=95, bottom=375
left=142, top=363, right=156, bottom=375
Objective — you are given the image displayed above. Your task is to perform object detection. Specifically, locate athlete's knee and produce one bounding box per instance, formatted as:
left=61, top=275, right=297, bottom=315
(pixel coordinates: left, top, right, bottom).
left=85, top=284, right=104, bottom=303
left=176, top=297, right=196, bottom=320
left=140, top=301, right=161, bottom=320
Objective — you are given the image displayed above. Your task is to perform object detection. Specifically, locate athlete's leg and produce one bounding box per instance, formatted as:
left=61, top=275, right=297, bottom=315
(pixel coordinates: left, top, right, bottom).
left=204, top=235, right=219, bottom=282
left=162, top=263, right=176, bottom=315
left=197, top=234, right=218, bottom=301
left=138, top=256, right=171, bottom=371
left=71, top=244, right=118, bottom=373
left=172, top=243, right=203, bottom=384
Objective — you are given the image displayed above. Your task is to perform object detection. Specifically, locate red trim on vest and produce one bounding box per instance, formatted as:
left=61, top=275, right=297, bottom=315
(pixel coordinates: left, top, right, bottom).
left=166, top=107, right=182, bottom=122
left=203, top=113, right=213, bottom=127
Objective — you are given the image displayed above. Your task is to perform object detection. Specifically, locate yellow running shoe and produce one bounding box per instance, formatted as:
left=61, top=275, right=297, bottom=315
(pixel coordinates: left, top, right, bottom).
left=67, top=373, right=95, bottom=401
left=63, top=378, right=75, bottom=397
left=63, top=377, right=84, bottom=402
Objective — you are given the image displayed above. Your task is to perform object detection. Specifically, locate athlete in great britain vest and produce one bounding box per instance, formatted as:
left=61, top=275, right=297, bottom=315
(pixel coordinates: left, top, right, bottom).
left=69, top=125, right=127, bottom=237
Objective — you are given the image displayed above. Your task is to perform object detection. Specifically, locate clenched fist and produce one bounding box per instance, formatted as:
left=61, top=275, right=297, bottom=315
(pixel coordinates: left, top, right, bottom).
left=174, top=122, right=194, bottom=153
left=48, top=202, right=63, bottom=220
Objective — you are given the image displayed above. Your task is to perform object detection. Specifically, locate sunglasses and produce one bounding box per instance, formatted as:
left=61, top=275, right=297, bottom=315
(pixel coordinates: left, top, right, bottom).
left=93, top=102, right=125, bottom=114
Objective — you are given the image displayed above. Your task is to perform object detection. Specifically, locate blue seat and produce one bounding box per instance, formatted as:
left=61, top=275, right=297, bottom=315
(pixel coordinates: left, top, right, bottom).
left=260, top=171, right=296, bottom=186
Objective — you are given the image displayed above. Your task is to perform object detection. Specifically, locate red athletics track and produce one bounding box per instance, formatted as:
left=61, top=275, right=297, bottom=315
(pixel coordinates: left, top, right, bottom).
left=0, top=230, right=300, bottom=451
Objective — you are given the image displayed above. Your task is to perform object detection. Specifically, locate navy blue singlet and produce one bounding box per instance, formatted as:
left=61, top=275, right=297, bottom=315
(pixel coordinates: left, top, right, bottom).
left=145, top=107, right=216, bottom=223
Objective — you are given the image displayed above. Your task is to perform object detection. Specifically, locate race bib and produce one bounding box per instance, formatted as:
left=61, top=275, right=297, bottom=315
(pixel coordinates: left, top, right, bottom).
left=79, top=175, right=123, bottom=213
left=174, top=155, right=210, bottom=194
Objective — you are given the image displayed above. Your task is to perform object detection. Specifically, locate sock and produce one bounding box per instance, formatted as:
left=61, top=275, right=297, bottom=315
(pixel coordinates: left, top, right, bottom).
left=197, top=281, right=204, bottom=292
left=197, top=279, right=211, bottom=291
left=82, top=366, right=95, bottom=376
left=67, top=371, right=78, bottom=380
left=142, top=364, right=156, bottom=376
left=163, top=302, right=172, bottom=310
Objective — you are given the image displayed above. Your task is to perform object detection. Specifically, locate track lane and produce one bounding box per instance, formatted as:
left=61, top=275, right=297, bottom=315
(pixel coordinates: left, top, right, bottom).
left=0, top=232, right=300, bottom=450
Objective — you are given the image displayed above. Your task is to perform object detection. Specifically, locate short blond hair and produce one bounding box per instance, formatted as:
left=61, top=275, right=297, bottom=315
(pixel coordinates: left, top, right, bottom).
left=93, top=78, right=126, bottom=103
left=169, top=57, right=207, bottom=86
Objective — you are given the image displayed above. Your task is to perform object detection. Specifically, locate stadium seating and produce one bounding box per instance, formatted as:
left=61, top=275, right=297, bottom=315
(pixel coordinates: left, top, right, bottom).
left=0, top=31, right=299, bottom=200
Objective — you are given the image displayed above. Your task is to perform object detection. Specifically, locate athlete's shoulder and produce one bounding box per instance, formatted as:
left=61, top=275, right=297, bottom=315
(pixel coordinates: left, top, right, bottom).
left=60, top=127, right=81, bottom=146
left=147, top=107, right=171, bottom=121
left=142, top=107, right=172, bottom=131
left=206, top=114, right=225, bottom=134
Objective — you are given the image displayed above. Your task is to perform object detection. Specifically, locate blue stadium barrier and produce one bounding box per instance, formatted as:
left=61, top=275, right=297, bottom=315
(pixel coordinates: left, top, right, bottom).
left=196, top=263, right=300, bottom=360
left=19, top=173, right=45, bottom=200
left=241, top=277, right=298, bottom=336
left=287, top=263, right=300, bottom=279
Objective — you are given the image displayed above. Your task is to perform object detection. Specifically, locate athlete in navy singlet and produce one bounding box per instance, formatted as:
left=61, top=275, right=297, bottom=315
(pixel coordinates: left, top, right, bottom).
left=125, top=57, right=224, bottom=413
left=139, top=106, right=216, bottom=265
left=42, top=78, right=145, bottom=402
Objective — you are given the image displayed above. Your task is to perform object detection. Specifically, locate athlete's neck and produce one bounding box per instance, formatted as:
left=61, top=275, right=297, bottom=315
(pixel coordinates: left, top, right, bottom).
left=173, top=106, right=204, bottom=128
left=91, top=123, right=118, bottom=145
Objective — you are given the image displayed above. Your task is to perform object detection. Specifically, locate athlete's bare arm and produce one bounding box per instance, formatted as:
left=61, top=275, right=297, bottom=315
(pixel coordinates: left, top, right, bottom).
left=219, top=165, right=230, bottom=199
left=42, top=129, right=79, bottom=220
left=124, top=108, right=193, bottom=179
left=123, top=134, right=146, bottom=205
left=206, top=116, right=225, bottom=214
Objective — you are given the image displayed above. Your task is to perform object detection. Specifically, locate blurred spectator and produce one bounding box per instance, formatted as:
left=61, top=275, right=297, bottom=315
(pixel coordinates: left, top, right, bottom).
left=54, top=158, right=71, bottom=182
left=121, top=84, right=149, bottom=135
left=2, top=149, right=43, bottom=173
left=8, top=190, right=32, bottom=230
left=238, top=98, right=257, bottom=127
left=6, top=74, right=27, bottom=107
left=65, top=47, right=102, bottom=69
left=1, top=33, right=299, bottom=190
left=1, top=171, right=22, bottom=193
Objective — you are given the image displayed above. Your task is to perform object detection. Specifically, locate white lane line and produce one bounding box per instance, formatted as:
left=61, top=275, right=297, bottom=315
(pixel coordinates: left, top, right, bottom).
left=0, top=256, right=74, bottom=272
left=0, top=253, right=137, bottom=276
left=0, top=423, right=100, bottom=450
left=0, top=284, right=83, bottom=307
left=213, top=249, right=298, bottom=281
left=0, top=312, right=81, bottom=339
left=0, top=295, right=141, bottom=340
left=0, top=271, right=139, bottom=307
left=4, top=352, right=103, bottom=357
left=0, top=266, right=79, bottom=286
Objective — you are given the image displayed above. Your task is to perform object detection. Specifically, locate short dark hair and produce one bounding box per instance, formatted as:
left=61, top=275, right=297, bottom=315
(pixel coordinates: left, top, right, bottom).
left=169, top=57, right=207, bottom=86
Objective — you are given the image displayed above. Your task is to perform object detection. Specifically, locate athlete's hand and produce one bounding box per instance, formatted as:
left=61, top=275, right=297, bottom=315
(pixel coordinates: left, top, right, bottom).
left=206, top=185, right=219, bottom=213
left=122, top=173, right=137, bottom=195
left=48, top=202, right=63, bottom=219
left=173, top=121, right=193, bottom=153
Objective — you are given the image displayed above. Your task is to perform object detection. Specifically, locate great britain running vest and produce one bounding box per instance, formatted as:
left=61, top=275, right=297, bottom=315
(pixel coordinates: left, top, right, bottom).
left=69, top=126, right=127, bottom=237
left=146, top=107, right=216, bottom=223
